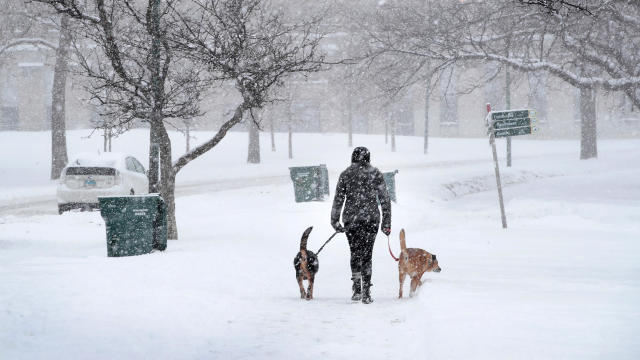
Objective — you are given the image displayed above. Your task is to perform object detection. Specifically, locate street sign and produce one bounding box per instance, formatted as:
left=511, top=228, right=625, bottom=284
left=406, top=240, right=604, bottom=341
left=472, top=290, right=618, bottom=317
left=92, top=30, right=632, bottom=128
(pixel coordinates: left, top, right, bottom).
left=489, top=109, right=538, bottom=138
left=491, top=109, right=536, bottom=121
left=493, top=117, right=535, bottom=129
left=494, top=126, right=538, bottom=138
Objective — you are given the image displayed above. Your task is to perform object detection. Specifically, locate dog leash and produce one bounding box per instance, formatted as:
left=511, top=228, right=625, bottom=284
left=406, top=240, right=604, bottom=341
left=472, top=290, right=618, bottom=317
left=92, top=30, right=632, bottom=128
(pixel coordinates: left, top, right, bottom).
left=316, top=231, right=340, bottom=255
left=387, top=235, right=399, bottom=261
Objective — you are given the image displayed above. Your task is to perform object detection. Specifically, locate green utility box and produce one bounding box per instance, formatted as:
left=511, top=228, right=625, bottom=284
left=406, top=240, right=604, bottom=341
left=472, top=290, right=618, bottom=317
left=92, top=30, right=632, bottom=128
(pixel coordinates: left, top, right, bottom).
left=99, top=194, right=167, bottom=257
left=289, top=164, right=330, bottom=202
left=383, top=170, right=399, bottom=203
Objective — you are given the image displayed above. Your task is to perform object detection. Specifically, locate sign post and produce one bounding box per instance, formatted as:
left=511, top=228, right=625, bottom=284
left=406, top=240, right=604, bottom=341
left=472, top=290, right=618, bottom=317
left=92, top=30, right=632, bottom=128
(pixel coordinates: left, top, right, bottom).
left=487, top=103, right=508, bottom=229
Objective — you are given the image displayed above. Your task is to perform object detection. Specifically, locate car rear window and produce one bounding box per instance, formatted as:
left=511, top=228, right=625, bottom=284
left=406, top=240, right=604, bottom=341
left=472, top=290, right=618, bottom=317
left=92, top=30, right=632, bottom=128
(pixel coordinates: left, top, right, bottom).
left=65, top=167, right=116, bottom=176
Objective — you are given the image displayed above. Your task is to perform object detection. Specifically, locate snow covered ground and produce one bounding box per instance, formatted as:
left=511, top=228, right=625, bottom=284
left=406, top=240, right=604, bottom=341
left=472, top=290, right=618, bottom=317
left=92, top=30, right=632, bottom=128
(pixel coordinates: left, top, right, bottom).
left=1, top=130, right=639, bottom=359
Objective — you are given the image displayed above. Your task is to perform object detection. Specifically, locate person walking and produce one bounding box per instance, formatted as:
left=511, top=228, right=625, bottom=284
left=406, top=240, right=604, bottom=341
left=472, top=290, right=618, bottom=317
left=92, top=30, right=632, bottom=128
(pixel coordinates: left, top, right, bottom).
left=331, top=146, right=391, bottom=304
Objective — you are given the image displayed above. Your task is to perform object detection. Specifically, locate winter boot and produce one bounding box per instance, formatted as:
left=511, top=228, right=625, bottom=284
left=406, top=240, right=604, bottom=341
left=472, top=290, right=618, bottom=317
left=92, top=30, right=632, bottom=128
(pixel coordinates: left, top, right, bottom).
left=362, top=277, right=373, bottom=304
left=351, top=274, right=362, bottom=301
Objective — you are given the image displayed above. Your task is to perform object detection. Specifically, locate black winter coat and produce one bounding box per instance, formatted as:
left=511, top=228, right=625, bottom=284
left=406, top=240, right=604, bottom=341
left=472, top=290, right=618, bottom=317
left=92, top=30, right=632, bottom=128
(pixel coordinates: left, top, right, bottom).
left=331, top=163, right=391, bottom=230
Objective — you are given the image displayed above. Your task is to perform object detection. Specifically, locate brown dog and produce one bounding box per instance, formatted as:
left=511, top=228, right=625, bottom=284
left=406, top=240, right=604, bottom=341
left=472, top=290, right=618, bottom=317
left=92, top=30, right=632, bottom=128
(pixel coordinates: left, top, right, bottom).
left=293, top=227, right=319, bottom=300
left=394, top=229, right=441, bottom=298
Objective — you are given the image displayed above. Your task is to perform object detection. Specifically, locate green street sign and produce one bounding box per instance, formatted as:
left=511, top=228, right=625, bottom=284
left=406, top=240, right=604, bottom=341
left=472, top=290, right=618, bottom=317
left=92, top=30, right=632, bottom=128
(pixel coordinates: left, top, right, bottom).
left=493, top=117, right=536, bottom=129
left=494, top=126, right=538, bottom=138
left=491, top=109, right=536, bottom=121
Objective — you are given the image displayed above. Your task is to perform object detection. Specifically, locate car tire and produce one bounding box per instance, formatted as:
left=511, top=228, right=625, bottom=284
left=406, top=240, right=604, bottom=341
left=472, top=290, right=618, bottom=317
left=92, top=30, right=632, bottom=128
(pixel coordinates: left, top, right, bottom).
left=130, top=189, right=135, bottom=195
left=58, top=204, right=66, bottom=215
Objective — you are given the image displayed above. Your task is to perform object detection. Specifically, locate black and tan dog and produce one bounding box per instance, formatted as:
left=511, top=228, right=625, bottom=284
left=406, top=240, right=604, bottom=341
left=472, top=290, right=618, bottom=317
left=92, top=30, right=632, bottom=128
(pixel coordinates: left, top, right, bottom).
left=395, top=229, right=442, bottom=298
left=293, top=226, right=319, bottom=300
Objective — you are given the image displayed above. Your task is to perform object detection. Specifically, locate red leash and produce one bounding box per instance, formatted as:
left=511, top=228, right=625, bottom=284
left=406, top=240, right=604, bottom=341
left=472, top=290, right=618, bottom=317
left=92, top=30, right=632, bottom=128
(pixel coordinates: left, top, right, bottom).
left=387, top=235, right=399, bottom=261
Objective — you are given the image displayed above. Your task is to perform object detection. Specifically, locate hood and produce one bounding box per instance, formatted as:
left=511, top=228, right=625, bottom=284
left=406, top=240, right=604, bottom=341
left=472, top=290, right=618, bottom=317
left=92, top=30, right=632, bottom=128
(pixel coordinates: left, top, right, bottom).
left=351, top=146, right=370, bottom=165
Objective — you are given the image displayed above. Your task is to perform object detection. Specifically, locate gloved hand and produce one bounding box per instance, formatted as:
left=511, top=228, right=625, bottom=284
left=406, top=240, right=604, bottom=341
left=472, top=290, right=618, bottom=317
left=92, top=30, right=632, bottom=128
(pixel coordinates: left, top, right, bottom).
left=332, top=222, right=345, bottom=233
left=382, top=227, right=391, bottom=236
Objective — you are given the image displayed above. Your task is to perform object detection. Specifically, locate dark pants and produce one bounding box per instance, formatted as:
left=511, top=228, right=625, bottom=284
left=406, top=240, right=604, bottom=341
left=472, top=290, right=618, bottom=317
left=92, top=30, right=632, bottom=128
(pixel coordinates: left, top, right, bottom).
left=346, top=222, right=378, bottom=283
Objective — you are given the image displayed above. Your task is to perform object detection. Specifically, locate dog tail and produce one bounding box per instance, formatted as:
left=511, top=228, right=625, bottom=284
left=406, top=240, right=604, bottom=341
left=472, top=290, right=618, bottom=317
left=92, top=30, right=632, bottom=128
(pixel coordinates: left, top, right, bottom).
left=300, top=226, right=313, bottom=251
left=400, top=229, right=407, bottom=252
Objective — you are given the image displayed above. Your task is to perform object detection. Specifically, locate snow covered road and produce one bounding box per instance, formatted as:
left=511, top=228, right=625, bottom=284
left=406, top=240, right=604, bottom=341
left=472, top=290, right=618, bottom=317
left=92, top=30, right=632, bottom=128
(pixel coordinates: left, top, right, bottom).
left=1, top=132, right=639, bottom=359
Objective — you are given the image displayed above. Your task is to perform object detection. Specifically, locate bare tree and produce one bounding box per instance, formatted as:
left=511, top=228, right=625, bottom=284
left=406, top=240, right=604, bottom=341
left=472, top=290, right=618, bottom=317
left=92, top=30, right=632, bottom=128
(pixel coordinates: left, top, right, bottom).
left=357, top=0, right=640, bottom=159
left=38, top=0, right=323, bottom=239
left=35, top=0, right=211, bottom=239
left=170, top=0, right=324, bottom=235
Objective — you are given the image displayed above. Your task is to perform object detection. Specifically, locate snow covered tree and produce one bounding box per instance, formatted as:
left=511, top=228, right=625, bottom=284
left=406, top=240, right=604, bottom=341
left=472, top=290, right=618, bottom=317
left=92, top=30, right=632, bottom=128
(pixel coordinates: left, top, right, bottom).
left=35, top=0, right=208, bottom=240
left=356, top=0, right=640, bottom=159
left=37, top=0, right=324, bottom=239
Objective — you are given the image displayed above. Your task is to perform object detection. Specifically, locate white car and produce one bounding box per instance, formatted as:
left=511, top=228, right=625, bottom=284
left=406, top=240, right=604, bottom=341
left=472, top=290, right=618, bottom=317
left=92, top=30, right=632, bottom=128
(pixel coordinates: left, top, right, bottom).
left=57, top=152, right=149, bottom=214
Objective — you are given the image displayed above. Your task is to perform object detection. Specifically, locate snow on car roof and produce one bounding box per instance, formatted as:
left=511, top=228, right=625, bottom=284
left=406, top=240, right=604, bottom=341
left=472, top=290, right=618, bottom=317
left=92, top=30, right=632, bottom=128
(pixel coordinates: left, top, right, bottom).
left=68, top=152, right=127, bottom=168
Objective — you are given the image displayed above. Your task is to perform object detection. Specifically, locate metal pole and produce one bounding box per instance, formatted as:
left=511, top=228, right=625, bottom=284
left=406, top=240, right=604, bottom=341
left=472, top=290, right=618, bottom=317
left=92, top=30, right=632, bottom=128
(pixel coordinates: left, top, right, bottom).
left=487, top=103, right=507, bottom=229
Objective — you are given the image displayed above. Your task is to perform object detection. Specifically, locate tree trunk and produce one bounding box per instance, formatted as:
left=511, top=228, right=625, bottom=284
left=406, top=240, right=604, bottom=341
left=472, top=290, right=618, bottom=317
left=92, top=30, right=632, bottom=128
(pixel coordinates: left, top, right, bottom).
left=151, top=119, right=178, bottom=239
left=50, top=15, right=71, bottom=180
left=163, top=170, right=178, bottom=240
left=148, top=124, right=160, bottom=193
left=148, top=0, right=163, bottom=194
left=185, top=120, right=190, bottom=152
left=391, top=116, right=396, bottom=152
left=424, top=82, right=430, bottom=154
left=288, top=123, right=293, bottom=159
left=347, top=91, right=353, bottom=147
left=385, top=116, right=388, bottom=144
left=103, top=127, right=108, bottom=152
left=270, top=117, right=275, bottom=152
left=247, top=116, right=260, bottom=163
left=579, top=86, right=597, bottom=159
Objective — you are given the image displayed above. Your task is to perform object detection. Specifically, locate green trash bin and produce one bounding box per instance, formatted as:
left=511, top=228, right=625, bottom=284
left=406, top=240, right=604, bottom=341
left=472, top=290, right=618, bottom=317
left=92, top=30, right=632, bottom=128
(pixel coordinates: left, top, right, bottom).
left=99, top=194, right=167, bottom=257
left=289, top=164, right=330, bottom=202
left=382, top=170, right=399, bottom=203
